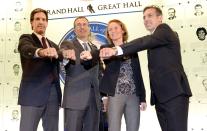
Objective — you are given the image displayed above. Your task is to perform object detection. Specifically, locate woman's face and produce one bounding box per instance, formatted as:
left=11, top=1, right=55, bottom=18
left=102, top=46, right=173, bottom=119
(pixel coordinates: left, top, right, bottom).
left=107, top=22, right=124, bottom=45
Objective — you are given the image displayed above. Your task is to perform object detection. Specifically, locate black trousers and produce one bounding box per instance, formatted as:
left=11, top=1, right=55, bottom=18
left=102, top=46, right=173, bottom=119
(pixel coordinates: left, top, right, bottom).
left=155, top=95, right=189, bottom=131
left=99, top=111, right=108, bottom=131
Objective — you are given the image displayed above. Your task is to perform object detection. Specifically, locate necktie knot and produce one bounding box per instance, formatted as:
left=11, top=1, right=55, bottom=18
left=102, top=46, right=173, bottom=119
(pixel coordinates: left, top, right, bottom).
left=82, top=42, right=89, bottom=51
left=41, top=37, right=47, bottom=48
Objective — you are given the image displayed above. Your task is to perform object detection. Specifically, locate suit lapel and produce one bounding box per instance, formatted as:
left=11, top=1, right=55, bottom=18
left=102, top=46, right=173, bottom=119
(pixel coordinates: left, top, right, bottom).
left=46, top=38, right=52, bottom=47
left=73, top=39, right=84, bottom=52
left=88, top=42, right=97, bottom=51
left=31, top=33, right=43, bottom=48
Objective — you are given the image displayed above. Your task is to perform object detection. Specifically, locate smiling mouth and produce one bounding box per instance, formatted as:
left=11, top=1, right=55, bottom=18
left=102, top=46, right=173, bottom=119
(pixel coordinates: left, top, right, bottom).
left=145, top=22, right=151, bottom=26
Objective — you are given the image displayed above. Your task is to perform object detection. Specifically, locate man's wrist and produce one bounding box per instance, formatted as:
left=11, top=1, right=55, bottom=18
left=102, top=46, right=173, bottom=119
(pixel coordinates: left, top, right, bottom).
left=37, top=48, right=44, bottom=57
left=35, top=48, right=42, bottom=57
left=112, top=47, right=118, bottom=56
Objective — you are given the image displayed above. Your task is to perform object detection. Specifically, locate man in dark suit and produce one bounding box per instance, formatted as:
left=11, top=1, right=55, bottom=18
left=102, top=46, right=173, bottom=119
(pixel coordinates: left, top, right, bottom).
left=18, top=8, right=63, bottom=131
left=60, top=16, right=101, bottom=131
left=100, top=5, right=192, bottom=131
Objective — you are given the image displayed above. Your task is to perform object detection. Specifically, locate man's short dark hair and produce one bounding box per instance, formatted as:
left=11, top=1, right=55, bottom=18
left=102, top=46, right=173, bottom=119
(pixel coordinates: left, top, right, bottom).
left=194, top=4, right=202, bottom=9
left=13, top=64, right=19, bottom=69
left=73, top=16, right=89, bottom=28
left=143, top=5, right=162, bottom=16
left=168, top=8, right=176, bottom=13
left=30, top=8, right=48, bottom=22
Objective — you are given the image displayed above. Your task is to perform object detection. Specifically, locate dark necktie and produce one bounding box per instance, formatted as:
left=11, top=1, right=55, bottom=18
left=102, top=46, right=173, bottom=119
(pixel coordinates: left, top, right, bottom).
left=41, top=37, right=47, bottom=48
left=82, top=43, right=89, bottom=51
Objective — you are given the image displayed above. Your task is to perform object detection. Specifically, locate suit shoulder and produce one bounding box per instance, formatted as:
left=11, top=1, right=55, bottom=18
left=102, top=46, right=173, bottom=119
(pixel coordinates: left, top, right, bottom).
left=19, top=34, right=32, bottom=39
left=159, top=23, right=173, bottom=31
left=156, top=23, right=175, bottom=38
left=72, top=38, right=80, bottom=44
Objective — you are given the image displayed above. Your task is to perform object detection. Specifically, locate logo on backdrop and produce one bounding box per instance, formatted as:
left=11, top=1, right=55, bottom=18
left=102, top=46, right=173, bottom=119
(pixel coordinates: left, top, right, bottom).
left=59, top=21, right=108, bottom=83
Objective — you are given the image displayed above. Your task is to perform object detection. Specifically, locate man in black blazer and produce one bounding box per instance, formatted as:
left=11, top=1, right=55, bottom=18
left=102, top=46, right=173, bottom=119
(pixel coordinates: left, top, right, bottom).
left=60, top=16, right=101, bottom=131
left=100, top=5, right=192, bottom=131
left=18, top=8, right=63, bottom=131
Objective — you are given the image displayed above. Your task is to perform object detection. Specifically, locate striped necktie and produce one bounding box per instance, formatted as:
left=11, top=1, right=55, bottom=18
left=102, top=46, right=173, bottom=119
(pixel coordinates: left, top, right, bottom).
left=82, top=42, right=89, bottom=51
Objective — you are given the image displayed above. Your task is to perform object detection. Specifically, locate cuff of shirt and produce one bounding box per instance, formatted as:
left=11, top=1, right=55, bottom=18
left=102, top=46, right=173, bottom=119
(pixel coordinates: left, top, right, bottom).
left=101, top=96, right=108, bottom=100
left=35, top=48, right=41, bottom=57
left=116, top=46, right=123, bottom=55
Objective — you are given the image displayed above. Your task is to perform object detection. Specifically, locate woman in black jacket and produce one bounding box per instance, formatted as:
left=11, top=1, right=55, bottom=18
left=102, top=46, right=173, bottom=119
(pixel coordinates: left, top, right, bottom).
left=99, top=19, right=147, bottom=131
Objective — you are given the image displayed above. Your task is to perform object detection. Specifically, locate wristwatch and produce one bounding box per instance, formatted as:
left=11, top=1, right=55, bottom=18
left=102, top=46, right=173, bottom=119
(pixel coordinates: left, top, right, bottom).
left=112, top=47, right=118, bottom=56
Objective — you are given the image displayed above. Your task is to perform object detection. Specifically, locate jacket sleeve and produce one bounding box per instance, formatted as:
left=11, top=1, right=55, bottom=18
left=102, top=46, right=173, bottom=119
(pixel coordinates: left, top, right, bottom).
left=18, top=34, right=39, bottom=59
left=122, top=24, right=174, bottom=55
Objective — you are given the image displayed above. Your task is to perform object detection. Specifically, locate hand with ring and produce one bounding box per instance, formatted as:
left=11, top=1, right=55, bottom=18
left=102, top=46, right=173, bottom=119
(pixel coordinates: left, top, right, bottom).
left=62, top=49, right=76, bottom=60
left=80, top=51, right=92, bottom=60
left=99, top=47, right=116, bottom=59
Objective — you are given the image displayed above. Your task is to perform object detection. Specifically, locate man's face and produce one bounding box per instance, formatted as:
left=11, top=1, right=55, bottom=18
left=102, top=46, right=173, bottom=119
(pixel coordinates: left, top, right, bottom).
left=143, top=8, right=162, bottom=32
left=13, top=65, right=19, bottom=73
left=31, top=12, right=48, bottom=35
left=198, top=30, right=206, bottom=40
left=74, top=18, right=90, bottom=39
left=15, top=1, right=23, bottom=11
left=14, top=22, right=21, bottom=31
left=195, top=5, right=202, bottom=13
left=168, top=9, right=175, bottom=18
left=12, top=110, right=18, bottom=119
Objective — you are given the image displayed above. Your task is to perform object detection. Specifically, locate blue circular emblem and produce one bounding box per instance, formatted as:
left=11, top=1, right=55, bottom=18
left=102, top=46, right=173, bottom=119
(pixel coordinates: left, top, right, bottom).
left=59, top=21, right=108, bottom=83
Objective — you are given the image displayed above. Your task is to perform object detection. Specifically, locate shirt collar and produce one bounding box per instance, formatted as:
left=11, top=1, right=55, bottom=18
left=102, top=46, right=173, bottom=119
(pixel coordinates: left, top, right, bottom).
left=77, top=38, right=88, bottom=45
left=33, top=32, right=47, bottom=41
left=150, top=28, right=156, bottom=34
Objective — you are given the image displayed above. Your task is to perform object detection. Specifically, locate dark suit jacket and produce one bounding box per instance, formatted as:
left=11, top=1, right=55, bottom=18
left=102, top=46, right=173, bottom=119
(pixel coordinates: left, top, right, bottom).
left=100, top=45, right=146, bottom=102
left=18, top=33, right=62, bottom=106
left=60, top=38, right=101, bottom=110
left=121, top=23, right=192, bottom=105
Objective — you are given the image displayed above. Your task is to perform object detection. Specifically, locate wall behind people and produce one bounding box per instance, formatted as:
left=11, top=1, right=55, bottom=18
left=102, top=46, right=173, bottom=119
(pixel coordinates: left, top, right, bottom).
left=0, top=0, right=207, bottom=131
left=0, top=0, right=32, bottom=130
